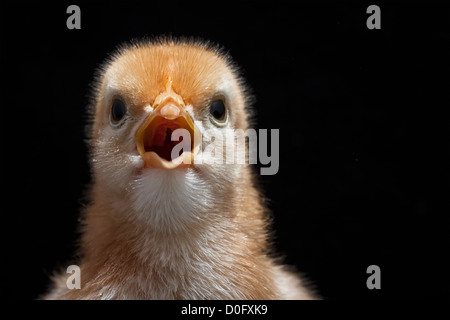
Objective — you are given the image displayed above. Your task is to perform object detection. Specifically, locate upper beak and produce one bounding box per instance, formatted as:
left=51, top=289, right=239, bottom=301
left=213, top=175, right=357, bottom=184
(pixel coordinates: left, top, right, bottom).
left=135, top=98, right=201, bottom=169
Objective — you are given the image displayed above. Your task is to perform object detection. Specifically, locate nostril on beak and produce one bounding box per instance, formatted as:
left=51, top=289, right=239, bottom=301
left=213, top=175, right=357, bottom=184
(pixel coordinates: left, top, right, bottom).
left=159, top=104, right=180, bottom=120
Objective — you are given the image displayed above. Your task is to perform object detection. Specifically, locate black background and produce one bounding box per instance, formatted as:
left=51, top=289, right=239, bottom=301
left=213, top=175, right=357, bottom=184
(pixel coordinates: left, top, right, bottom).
left=1, top=1, right=449, bottom=300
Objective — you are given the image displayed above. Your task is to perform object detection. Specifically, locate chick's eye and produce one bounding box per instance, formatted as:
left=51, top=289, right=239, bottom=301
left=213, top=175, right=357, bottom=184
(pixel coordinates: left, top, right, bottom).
left=110, top=99, right=127, bottom=124
left=209, top=100, right=227, bottom=123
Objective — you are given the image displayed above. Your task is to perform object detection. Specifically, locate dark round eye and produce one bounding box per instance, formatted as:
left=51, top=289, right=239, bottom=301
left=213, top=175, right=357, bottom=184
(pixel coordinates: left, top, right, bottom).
left=209, top=100, right=227, bottom=123
left=110, top=99, right=127, bottom=124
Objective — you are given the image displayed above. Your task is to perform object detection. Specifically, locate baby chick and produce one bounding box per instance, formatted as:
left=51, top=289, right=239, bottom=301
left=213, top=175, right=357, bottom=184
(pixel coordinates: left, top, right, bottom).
left=44, top=37, right=316, bottom=299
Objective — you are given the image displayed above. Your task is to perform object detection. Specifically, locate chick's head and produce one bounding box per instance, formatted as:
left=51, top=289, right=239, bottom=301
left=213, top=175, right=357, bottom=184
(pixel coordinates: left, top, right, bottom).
left=88, top=39, right=253, bottom=229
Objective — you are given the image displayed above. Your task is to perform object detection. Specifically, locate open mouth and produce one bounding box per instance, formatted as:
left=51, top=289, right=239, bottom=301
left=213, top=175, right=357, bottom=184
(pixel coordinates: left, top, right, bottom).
left=135, top=109, right=201, bottom=169
left=143, top=116, right=194, bottom=161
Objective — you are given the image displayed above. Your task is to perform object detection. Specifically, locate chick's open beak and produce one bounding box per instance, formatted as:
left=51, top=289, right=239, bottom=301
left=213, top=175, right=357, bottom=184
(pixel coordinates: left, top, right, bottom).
left=135, top=96, right=201, bottom=169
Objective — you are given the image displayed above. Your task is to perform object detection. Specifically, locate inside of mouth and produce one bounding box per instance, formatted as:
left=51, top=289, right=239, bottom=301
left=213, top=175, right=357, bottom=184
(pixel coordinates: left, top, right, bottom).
left=143, top=116, right=194, bottom=161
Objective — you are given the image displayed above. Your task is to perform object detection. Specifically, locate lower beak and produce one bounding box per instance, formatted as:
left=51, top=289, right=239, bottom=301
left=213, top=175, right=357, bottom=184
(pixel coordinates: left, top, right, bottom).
left=135, top=103, right=201, bottom=169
